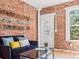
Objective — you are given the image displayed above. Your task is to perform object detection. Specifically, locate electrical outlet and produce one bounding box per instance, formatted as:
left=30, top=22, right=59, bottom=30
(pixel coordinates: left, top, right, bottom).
left=70, top=43, right=72, bottom=47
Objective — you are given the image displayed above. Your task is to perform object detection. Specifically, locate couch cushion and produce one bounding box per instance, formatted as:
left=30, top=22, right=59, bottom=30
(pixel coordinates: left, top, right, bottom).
left=12, top=45, right=36, bottom=54
left=13, top=35, right=24, bottom=41
left=22, top=45, right=36, bottom=51
left=19, top=40, right=30, bottom=47
left=2, top=37, right=14, bottom=46
left=10, top=41, right=20, bottom=49
left=17, top=37, right=25, bottom=40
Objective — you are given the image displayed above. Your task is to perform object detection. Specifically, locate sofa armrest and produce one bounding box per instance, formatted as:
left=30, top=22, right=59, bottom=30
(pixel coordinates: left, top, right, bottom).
left=29, top=41, right=38, bottom=47
left=0, top=44, right=11, bottom=59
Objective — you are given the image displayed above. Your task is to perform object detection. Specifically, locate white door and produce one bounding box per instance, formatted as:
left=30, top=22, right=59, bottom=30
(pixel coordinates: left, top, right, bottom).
left=38, top=13, right=55, bottom=48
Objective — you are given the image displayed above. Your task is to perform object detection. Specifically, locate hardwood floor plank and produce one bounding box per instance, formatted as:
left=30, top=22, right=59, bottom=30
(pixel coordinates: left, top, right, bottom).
left=49, top=49, right=79, bottom=57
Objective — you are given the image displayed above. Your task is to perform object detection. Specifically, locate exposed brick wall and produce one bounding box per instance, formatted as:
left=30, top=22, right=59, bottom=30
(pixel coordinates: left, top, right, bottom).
left=0, top=0, right=37, bottom=41
left=41, top=1, right=79, bottom=50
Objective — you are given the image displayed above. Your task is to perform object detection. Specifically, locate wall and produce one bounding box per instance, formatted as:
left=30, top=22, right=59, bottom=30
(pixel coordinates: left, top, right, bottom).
left=41, top=1, right=79, bottom=51
left=0, top=0, right=37, bottom=41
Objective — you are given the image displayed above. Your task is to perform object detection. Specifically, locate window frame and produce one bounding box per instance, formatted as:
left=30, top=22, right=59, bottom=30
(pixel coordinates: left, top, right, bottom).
left=65, top=5, right=79, bottom=42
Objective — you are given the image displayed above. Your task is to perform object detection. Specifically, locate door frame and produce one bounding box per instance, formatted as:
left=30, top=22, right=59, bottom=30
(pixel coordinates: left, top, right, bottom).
left=38, top=13, right=56, bottom=47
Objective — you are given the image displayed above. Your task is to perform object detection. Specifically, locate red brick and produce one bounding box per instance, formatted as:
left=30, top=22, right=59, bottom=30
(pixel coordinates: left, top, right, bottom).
left=41, top=1, right=79, bottom=50
left=0, top=0, right=37, bottom=41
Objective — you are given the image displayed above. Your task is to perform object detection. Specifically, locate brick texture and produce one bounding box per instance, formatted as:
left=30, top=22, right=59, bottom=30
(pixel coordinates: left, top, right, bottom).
left=41, top=1, right=79, bottom=51
left=0, top=0, right=37, bottom=41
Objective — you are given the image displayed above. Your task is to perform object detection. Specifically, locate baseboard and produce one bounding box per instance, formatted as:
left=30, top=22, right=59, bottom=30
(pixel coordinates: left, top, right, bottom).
left=55, top=48, right=79, bottom=54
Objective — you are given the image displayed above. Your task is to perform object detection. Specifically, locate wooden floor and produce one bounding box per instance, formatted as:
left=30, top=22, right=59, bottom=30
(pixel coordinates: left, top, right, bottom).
left=19, top=49, right=79, bottom=59
left=49, top=49, right=79, bottom=57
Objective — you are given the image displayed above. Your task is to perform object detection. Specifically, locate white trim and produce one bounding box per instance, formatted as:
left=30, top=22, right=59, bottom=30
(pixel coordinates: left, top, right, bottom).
left=65, top=5, right=79, bottom=42
left=38, top=9, right=41, bottom=47
left=65, top=8, right=70, bottom=41
left=38, top=13, right=56, bottom=47
left=55, top=49, right=79, bottom=54
left=65, top=5, right=79, bottom=11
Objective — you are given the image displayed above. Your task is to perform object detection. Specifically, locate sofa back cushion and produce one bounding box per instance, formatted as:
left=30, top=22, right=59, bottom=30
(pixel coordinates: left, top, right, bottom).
left=2, top=37, right=14, bottom=46
left=17, top=37, right=26, bottom=40
left=19, top=39, right=30, bottom=47
left=13, top=35, right=24, bottom=41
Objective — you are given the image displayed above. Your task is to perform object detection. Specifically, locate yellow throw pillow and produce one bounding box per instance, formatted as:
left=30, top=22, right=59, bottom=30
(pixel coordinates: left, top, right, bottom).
left=10, top=41, right=20, bottom=49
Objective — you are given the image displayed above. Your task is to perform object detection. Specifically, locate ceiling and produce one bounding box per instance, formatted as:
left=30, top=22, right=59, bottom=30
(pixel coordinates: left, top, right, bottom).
left=22, top=0, right=73, bottom=9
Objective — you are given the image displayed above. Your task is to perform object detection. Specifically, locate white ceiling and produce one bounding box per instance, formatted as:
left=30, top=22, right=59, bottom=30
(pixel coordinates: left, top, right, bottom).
left=22, top=0, right=73, bottom=9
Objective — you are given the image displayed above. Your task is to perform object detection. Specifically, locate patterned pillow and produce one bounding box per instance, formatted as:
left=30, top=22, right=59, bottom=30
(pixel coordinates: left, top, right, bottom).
left=19, top=39, right=30, bottom=47
left=2, top=37, right=14, bottom=46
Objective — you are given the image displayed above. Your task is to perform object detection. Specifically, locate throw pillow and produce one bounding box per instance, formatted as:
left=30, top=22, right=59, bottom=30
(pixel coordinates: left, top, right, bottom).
left=19, top=39, right=30, bottom=47
left=2, top=37, right=14, bottom=46
left=10, top=41, right=20, bottom=49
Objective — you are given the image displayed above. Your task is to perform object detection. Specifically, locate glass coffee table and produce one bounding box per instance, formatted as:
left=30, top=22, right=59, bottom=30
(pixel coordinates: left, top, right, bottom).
left=19, top=48, right=53, bottom=59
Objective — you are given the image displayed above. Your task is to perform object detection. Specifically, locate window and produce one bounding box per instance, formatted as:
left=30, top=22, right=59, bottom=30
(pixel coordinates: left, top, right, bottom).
left=65, top=5, right=79, bottom=41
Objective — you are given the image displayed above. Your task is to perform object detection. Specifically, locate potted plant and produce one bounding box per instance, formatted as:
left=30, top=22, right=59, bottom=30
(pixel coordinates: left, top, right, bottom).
left=44, top=42, right=48, bottom=47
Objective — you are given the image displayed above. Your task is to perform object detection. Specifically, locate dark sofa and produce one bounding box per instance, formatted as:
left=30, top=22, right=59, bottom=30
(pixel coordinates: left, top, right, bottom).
left=0, top=35, right=38, bottom=59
